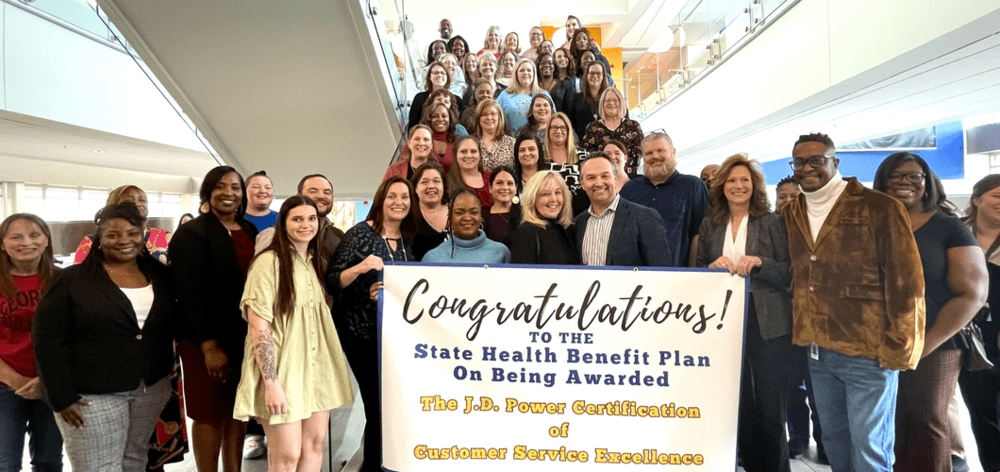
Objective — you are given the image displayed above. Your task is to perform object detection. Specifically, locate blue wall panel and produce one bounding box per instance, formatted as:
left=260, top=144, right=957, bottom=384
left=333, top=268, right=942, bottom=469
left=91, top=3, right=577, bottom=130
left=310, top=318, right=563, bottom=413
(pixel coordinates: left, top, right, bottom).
left=762, top=121, right=965, bottom=185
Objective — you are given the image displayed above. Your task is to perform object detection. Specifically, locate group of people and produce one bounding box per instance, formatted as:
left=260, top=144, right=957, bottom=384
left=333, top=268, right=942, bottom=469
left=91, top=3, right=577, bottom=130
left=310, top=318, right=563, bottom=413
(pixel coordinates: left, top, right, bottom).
left=407, top=15, right=644, bottom=195
left=0, top=19, right=999, bottom=472
left=376, top=114, right=1000, bottom=472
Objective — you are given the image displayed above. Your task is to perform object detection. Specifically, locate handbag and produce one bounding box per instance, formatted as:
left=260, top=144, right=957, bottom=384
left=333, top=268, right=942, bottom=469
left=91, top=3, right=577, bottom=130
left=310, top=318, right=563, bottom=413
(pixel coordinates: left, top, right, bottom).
left=961, top=306, right=994, bottom=371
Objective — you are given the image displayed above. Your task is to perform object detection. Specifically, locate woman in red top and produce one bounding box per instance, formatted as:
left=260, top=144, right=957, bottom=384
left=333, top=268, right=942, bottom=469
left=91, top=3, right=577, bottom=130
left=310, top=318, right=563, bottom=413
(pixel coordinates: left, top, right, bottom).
left=447, top=136, right=493, bottom=208
left=170, top=166, right=258, bottom=472
left=0, top=213, right=61, bottom=472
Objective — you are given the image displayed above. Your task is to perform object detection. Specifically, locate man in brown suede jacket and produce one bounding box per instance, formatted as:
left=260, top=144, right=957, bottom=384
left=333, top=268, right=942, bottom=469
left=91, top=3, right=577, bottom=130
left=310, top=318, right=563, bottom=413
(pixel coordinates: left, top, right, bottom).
left=783, top=133, right=925, bottom=472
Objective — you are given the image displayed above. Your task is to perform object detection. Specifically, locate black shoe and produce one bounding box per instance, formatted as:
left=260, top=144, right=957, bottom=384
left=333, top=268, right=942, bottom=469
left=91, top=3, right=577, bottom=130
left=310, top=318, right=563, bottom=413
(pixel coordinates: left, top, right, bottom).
left=815, top=442, right=828, bottom=465
left=788, top=439, right=808, bottom=458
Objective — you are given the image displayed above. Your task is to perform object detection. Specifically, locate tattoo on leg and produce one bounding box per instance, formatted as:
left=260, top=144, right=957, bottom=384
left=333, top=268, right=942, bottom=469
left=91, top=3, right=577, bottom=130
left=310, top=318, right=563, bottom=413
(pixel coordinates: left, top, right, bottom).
left=253, top=327, right=278, bottom=381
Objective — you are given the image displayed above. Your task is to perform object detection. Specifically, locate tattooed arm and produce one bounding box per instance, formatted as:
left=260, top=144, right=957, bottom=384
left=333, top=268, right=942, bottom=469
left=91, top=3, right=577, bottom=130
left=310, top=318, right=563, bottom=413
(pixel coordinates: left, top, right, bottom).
left=247, top=307, right=287, bottom=415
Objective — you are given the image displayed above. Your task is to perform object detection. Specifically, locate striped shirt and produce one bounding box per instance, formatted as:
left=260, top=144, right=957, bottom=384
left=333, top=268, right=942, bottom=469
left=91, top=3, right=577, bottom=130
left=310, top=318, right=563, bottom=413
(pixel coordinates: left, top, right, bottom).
left=582, top=194, right=621, bottom=266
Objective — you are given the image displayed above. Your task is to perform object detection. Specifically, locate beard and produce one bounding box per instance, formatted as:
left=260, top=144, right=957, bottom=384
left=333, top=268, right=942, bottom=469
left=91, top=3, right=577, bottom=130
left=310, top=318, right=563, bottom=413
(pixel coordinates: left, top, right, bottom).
left=315, top=201, right=333, bottom=218
left=644, top=160, right=674, bottom=182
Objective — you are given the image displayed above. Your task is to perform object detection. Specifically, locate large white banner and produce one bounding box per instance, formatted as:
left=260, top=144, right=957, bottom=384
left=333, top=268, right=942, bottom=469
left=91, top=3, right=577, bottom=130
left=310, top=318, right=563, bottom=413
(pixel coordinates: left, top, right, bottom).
left=380, top=264, right=747, bottom=472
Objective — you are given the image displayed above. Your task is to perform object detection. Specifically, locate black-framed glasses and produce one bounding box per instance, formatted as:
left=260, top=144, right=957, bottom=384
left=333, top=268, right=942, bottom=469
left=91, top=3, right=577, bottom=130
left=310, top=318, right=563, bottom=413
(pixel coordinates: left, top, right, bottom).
left=887, top=172, right=925, bottom=184
left=789, top=155, right=835, bottom=170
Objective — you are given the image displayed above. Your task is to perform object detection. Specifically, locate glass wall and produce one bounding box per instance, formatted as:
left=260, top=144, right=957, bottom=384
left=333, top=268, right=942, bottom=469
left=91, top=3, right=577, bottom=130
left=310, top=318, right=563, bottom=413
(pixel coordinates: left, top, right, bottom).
left=625, top=0, right=796, bottom=118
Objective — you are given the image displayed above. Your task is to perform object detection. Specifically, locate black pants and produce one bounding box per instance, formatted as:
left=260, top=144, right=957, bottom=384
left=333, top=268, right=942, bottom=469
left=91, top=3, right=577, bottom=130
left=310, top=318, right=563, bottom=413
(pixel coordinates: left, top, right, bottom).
left=339, top=332, right=382, bottom=472
left=737, top=303, right=802, bottom=472
left=958, top=364, right=1000, bottom=472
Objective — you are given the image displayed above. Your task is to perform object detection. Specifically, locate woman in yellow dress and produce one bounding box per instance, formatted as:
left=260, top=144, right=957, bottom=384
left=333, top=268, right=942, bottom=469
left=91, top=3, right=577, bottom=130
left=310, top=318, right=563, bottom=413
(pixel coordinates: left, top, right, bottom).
left=234, top=196, right=353, bottom=472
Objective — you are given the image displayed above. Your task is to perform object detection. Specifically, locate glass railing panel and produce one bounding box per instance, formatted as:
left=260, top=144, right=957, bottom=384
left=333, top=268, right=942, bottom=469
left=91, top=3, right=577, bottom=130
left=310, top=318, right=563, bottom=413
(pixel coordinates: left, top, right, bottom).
left=758, top=0, right=788, bottom=23
left=372, top=0, right=422, bottom=133
left=680, top=0, right=712, bottom=82
left=19, top=0, right=108, bottom=39
left=711, top=0, right=750, bottom=58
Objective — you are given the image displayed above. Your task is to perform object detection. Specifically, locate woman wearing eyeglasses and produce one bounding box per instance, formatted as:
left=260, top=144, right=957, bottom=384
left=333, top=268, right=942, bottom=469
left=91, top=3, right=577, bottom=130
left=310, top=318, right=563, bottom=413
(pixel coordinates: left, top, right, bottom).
left=407, top=61, right=463, bottom=131
left=872, top=152, right=988, bottom=472
left=543, top=112, right=589, bottom=216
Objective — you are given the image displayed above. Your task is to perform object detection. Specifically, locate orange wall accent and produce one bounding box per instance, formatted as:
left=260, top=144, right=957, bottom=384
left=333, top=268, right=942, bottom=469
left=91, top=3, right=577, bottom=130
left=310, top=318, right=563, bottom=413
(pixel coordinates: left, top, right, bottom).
left=602, top=47, right=623, bottom=88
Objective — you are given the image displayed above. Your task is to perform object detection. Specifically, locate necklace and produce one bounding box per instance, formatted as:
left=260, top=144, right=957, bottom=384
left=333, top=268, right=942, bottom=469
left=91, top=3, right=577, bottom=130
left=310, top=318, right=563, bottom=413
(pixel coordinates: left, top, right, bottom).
left=382, top=236, right=407, bottom=262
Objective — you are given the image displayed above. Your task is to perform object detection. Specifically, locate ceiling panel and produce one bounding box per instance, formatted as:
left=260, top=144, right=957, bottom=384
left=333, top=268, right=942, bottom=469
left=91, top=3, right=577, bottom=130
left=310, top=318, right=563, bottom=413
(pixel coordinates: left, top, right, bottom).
left=670, top=31, right=1000, bottom=170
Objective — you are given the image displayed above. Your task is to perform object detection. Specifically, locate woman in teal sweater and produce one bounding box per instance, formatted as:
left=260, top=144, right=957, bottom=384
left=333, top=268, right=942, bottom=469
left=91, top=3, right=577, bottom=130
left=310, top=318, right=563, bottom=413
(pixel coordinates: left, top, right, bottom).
left=422, top=188, right=510, bottom=264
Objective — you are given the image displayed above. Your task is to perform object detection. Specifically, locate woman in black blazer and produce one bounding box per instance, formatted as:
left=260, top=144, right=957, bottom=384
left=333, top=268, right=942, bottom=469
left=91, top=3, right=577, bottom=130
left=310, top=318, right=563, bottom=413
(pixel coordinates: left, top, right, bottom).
left=510, top=171, right=579, bottom=264
left=34, top=202, right=178, bottom=472
left=695, top=154, right=798, bottom=472
left=168, top=166, right=257, bottom=472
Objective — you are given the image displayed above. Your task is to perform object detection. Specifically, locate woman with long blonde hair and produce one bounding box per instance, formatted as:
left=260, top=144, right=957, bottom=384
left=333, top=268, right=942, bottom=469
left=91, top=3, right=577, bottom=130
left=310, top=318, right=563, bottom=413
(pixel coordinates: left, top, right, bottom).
left=510, top=171, right=578, bottom=265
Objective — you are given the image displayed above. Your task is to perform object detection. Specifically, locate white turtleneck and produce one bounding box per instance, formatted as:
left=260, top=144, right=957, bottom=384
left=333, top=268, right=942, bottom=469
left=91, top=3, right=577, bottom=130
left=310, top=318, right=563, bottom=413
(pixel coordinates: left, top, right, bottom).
left=802, top=171, right=848, bottom=241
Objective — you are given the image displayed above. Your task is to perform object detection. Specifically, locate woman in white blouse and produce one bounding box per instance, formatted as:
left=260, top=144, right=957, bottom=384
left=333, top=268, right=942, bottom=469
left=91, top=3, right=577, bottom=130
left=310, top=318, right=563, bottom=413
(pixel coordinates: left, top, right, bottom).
left=695, top=153, right=797, bottom=472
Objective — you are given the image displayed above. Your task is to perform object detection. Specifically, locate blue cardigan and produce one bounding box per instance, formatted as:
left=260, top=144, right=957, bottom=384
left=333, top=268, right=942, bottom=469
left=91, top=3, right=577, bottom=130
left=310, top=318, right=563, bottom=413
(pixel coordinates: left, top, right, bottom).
left=422, top=231, right=511, bottom=264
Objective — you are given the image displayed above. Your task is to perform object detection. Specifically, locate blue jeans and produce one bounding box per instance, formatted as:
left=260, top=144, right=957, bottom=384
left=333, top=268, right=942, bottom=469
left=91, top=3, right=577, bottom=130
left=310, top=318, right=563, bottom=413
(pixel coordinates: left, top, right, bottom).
left=0, top=387, right=63, bottom=472
left=809, top=347, right=897, bottom=472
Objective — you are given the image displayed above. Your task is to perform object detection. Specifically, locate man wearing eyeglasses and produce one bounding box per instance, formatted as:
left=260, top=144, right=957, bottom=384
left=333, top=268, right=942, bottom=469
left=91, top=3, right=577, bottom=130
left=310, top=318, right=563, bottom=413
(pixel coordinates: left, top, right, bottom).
left=522, top=27, right=545, bottom=62
left=782, top=133, right=925, bottom=472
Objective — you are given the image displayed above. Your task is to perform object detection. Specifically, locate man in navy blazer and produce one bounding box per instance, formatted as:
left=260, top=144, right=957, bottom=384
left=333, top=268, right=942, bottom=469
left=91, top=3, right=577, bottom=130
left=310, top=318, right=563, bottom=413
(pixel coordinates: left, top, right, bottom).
left=575, top=153, right=674, bottom=267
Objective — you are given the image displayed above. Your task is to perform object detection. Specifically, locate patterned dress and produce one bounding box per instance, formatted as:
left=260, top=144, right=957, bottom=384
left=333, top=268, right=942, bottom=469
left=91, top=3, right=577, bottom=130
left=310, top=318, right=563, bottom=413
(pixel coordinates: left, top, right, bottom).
left=580, top=119, right=644, bottom=175
left=480, top=135, right=516, bottom=173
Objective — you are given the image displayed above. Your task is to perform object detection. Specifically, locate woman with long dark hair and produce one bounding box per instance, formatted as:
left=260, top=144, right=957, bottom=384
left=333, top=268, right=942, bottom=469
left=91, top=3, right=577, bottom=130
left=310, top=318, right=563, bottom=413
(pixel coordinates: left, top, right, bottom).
left=550, top=48, right=578, bottom=111
left=960, top=173, right=1000, bottom=472
left=514, top=134, right=545, bottom=196
left=873, top=153, right=987, bottom=472
left=447, top=35, right=470, bottom=64
left=483, top=167, right=522, bottom=248
left=696, top=154, right=797, bottom=472
left=35, top=202, right=178, bottom=472
left=602, top=139, right=632, bottom=192
left=425, top=39, right=447, bottom=67
left=0, top=213, right=61, bottom=472
left=567, top=61, right=609, bottom=138
left=449, top=136, right=493, bottom=208
left=326, top=176, right=417, bottom=472
left=420, top=102, right=458, bottom=172
left=410, top=162, right=450, bottom=261
left=234, top=197, right=353, bottom=472
left=170, top=166, right=258, bottom=472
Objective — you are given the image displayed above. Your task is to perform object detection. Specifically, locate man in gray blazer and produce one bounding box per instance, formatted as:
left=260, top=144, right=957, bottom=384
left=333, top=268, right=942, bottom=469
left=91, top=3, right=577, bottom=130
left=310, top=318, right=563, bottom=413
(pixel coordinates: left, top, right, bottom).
left=575, top=153, right=673, bottom=267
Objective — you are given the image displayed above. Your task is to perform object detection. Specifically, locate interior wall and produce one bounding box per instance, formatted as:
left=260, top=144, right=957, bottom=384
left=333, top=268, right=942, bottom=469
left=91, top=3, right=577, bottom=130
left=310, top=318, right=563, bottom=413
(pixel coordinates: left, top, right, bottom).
left=637, top=0, right=1000, bottom=155
left=3, top=3, right=205, bottom=152
left=0, top=153, right=197, bottom=193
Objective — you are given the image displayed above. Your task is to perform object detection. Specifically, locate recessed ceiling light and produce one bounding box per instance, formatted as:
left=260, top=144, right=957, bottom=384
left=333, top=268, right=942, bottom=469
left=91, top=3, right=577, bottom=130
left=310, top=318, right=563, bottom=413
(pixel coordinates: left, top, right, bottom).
left=93, top=150, right=107, bottom=153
